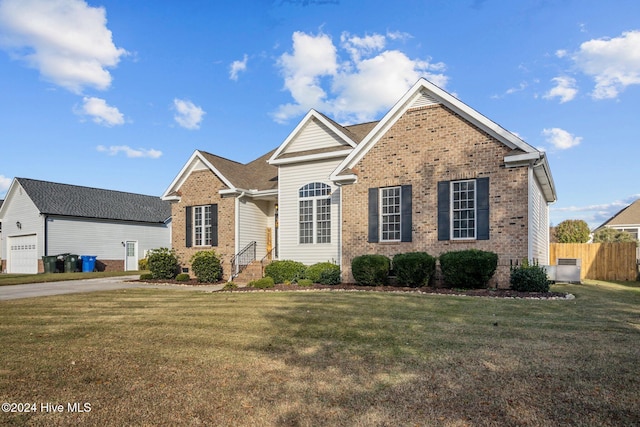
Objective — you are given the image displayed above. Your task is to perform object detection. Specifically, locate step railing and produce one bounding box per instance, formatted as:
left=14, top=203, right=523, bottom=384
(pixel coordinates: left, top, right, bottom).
left=231, top=241, right=257, bottom=277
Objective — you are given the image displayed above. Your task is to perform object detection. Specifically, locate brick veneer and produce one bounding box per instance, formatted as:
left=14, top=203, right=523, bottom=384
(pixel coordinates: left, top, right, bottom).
left=340, top=105, right=530, bottom=288
left=170, top=170, right=236, bottom=278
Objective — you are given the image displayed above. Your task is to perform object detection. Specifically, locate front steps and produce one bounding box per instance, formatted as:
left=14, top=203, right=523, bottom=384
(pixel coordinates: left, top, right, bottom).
left=232, top=261, right=263, bottom=284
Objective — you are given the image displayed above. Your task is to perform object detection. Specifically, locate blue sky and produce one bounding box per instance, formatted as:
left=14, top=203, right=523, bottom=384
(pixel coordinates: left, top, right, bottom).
left=0, top=0, right=639, bottom=229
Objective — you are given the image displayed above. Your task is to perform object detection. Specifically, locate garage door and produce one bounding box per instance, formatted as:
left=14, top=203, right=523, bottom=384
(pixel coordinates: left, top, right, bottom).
left=8, top=235, right=38, bottom=274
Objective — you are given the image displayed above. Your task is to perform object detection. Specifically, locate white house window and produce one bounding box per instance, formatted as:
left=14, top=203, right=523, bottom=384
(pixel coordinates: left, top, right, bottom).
left=621, top=228, right=639, bottom=240
left=299, top=182, right=331, bottom=244
left=451, top=180, right=476, bottom=239
left=194, top=205, right=212, bottom=246
left=380, top=187, right=401, bottom=242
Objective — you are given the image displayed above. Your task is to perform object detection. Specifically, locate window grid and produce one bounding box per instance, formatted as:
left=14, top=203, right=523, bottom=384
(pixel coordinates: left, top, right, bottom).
left=451, top=180, right=476, bottom=239
left=381, top=187, right=401, bottom=241
left=299, top=182, right=331, bottom=244
left=194, top=205, right=212, bottom=246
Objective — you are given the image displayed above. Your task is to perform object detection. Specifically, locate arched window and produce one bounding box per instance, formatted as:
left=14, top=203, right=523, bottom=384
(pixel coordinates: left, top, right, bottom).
left=299, top=182, right=331, bottom=244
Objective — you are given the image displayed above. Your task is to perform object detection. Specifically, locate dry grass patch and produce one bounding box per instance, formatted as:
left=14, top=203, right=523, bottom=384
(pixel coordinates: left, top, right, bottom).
left=0, top=281, right=639, bottom=426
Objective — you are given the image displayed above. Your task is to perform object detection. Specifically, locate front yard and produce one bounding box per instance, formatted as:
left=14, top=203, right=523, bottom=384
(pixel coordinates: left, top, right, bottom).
left=1, top=280, right=638, bottom=426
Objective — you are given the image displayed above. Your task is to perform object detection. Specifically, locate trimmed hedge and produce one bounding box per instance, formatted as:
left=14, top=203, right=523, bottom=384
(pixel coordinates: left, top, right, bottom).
left=248, top=277, right=275, bottom=289
left=264, top=260, right=307, bottom=284
left=439, top=249, right=498, bottom=289
left=351, top=254, right=390, bottom=286
left=510, top=262, right=550, bottom=292
left=305, top=262, right=341, bottom=285
left=190, top=250, right=223, bottom=283
left=147, top=248, right=180, bottom=280
left=176, top=273, right=191, bottom=282
left=392, top=252, right=436, bottom=287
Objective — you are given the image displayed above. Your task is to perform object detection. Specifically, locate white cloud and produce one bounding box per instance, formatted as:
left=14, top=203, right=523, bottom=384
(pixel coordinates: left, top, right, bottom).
left=0, top=174, right=12, bottom=194
left=544, top=76, right=578, bottom=103
left=0, top=0, right=127, bottom=94
left=96, top=145, right=162, bottom=159
left=542, top=127, right=582, bottom=150
left=555, top=49, right=568, bottom=58
left=77, top=96, right=124, bottom=126
left=173, top=99, right=205, bottom=130
left=552, top=194, right=640, bottom=228
left=572, top=30, right=640, bottom=100
left=229, top=54, right=248, bottom=81
left=273, top=30, right=448, bottom=124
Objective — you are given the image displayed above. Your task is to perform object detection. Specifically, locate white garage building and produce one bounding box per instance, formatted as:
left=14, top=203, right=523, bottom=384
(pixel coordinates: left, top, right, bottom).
left=0, top=178, right=171, bottom=274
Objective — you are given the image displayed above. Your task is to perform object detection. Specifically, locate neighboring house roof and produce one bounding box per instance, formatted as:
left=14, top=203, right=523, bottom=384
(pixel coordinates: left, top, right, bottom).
left=11, top=178, right=170, bottom=223
left=595, top=199, right=640, bottom=230
left=162, top=148, right=278, bottom=200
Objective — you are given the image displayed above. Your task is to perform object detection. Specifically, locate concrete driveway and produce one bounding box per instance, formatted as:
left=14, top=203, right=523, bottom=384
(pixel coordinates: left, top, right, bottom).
left=0, top=276, right=225, bottom=301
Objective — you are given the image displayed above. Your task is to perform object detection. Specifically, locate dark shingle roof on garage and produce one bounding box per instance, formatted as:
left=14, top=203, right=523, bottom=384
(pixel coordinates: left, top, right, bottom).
left=17, top=178, right=170, bottom=223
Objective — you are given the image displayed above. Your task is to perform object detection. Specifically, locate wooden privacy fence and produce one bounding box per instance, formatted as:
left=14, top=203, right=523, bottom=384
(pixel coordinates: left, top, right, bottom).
left=549, top=242, right=638, bottom=281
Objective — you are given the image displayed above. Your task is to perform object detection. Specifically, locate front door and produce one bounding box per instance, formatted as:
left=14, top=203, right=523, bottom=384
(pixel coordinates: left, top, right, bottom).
left=125, top=241, right=138, bottom=271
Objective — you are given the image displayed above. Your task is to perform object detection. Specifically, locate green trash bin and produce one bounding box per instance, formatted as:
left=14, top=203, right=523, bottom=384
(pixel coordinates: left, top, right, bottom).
left=64, top=254, right=80, bottom=273
left=42, top=256, right=57, bottom=274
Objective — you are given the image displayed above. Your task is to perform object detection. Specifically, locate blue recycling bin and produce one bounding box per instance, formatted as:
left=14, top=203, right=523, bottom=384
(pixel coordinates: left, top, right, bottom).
left=80, top=256, right=97, bottom=272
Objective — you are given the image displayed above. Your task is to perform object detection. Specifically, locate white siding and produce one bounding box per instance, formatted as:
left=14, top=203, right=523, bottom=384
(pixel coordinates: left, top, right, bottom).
left=529, top=169, right=550, bottom=264
left=47, top=217, right=170, bottom=261
left=278, top=158, right=342, bottom=265
left=1, top=183, right=44, bottom=265
left=286, top=118, right=350, bottom=154
left=237, top=198, right=272, bottom=260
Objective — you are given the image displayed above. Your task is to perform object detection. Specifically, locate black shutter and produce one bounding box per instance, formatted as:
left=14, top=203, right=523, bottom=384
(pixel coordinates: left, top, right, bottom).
left=401, top=185, right=412, bottom=242
left=210, top=204, right=218, bottom=246
left=185, top=206, right=193, bottom=248
left=437, top=181, right=450, bottom=241
left=476, top=178, right=490, bottom=240
left=368, top=188, right=379, bottom=243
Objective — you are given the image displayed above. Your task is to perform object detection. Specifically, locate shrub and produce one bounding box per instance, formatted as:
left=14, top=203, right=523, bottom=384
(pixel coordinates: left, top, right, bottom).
left=176, top=273, right=191, bottom=282
left=264, top=260, right=307, bottom=284
left=510, top=261, right=550, bottom=292
left=297, top=278, right=313, bottom=287
left=392, top=252, right=436, bottom=287
left=554, top=219, right=590, bottom=243
left=305, top=262, right=341, bottom=284
left=138, top=257, right=148, bottom=271
left=351, top=254, right=390, bottom=286
left=139, top=273, right=153, bottom=280
left=222, top=282, right=238, bottom=290
left=147, top=248, right=180, bottom=280
left=190, top=250, right=223, bottom=283
left=592, top=228, right=638, bottom=244
left=439, top=249, right=498, bottom=289
left=319, top=268, right=342, bottom=285
left=248, top=277, right=275, bottom=289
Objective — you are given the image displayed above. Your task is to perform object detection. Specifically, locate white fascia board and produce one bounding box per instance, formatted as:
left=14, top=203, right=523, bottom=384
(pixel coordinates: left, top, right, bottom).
left=331, top=173, right=358, bottom=184
left=504, top=152, right=541, bottom=166
left=219, top=188, right=278, bottom=199
left=268, top=110, right=357, bottom=164
left=161, top=150, right=236, bottom=200
left=533, top=155, right=557, bottom=203
left=0, top=178, right=20, bottom=219
left=268, top=149, right=353, bottom=165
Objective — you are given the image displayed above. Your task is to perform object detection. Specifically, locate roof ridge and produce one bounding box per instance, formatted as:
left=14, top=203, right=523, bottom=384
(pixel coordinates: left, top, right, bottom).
left=16, top=177, right=161, bottom=199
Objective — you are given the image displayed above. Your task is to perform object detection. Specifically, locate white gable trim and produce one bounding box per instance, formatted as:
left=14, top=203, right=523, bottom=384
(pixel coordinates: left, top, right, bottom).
left=161, top=150, right=236, bottom=201
left=268, top=149, right=353, bottom=166
left=268, top=110, right=358, bottom=164
left=330, top=78, right=540, bottom=182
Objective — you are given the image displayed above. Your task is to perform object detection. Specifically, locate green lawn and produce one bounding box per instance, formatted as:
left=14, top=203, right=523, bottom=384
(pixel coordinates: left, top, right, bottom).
left=0, top=270, right=143, bottom=286
left=0, top=280, right=639, bottom=426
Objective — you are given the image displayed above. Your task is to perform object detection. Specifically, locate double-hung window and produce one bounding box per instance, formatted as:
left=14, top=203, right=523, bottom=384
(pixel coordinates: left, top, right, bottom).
left=299, top=182, right=331, bottom=244
left=367, top=185, right=412, bottom=243
left=451, top=180, right=476, bottom=239
left=380, top=187, right=402, bottom=242
left=186, top=204, right=218, bottom=247
left=438, top=178, right=489, bottom=241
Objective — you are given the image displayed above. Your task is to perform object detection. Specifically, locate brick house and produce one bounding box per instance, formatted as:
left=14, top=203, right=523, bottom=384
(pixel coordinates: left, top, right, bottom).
left=162, top=78, right=557, bottom=286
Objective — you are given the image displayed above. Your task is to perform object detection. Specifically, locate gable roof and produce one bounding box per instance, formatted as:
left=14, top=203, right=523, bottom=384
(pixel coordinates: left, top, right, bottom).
left=162, top=149, right=278, bottom=200
left=596, top=199, right=640, bottom=230
left=4, top=178, right=170, bottom=223
left=328, top=78, right=557, bottom=203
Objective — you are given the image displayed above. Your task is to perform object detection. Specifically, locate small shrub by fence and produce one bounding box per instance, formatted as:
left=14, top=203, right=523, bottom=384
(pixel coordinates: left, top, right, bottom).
left=550, top=242, right=637, bottom=281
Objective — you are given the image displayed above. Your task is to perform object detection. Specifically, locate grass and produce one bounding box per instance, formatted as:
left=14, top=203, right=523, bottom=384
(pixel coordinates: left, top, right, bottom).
left=0, top=280, right=639, bottom=426
left=0, top=271, right=144, bottom=286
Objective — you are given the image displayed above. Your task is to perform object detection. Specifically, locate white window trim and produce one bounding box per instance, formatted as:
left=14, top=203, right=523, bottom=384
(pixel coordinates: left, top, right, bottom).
left=298, top=183, right=332, bottom=245
left=450, top=179, right=477, bottom=241
left=193, top=205, right=212, bottom=247
left=379, top=186, right=402, bottom=242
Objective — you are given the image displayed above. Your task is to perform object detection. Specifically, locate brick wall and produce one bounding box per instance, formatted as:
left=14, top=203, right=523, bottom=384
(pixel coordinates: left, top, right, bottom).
left=171, top=170, right=236, bottom=278
left=341, top=105, right=530, bottom=288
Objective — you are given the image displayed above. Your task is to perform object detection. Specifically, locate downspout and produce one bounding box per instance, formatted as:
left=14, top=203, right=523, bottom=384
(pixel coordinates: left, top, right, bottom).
left=335, top=182, right=343, bottom=272
left=44, top=215, right=49, bottom=256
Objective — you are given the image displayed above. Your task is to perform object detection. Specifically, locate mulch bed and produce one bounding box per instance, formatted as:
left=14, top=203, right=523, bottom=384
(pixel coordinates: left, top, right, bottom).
left=135, top=279, right=572, bottom=299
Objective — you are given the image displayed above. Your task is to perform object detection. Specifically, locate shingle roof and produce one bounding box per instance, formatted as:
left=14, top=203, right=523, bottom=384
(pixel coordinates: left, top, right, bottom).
left=17, top=178, right=171, bottom=223
left=597, top=199, right=640, bottom=229
left=199, top=149, right=278, bottom=191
